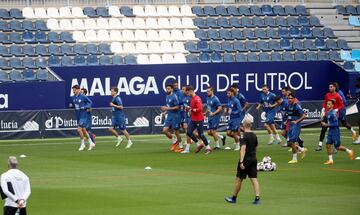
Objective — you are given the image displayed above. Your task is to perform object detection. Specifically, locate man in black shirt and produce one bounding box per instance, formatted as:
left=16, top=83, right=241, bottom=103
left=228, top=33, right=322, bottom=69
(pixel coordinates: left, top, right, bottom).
left=225, top=119, right=260, bottom=204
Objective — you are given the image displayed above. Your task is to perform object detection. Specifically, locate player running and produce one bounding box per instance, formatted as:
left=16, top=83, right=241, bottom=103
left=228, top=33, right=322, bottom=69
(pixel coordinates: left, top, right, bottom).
left=81, top=88, right=96, bottom=145
left=205, top=86, right=225, bottom=150
left=161, top=84, right=183, bottom=152
left=256, top=85, right=282, bottom=145
left=108, top=87, right=133, bottom=149
left=231, top=84, right=249, bottom=131
left=353, top=77, right=360, bottom=144
left=226, top=88, right=242, bottom=151
left=322, top=100, right=355, bottom=164
left=71, top=85, right=95, bottom=151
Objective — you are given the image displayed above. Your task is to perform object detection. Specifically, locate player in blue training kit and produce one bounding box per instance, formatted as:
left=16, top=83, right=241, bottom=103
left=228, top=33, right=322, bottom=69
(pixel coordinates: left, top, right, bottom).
left=256, top=85, right=282, bottom=145
left=108, top=87, right=133, bottom=149
left=81, top=88, right=96, bottom=145
left=205, top=86, right=225, bottom=150
left=322, top=100, right=355, bottom=164
left=231, top=84, right=249, bottom=131
left=354, top=77, right=360, bottom=144
left=161, top=84, right=183, bottom=152
left=71, top=85, right=95, bottom=151
left=226, top=88, right=242, bottom=151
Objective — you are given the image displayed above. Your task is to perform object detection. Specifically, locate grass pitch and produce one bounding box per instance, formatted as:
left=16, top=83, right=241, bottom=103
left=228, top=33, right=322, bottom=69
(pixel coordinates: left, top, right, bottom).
left=0, top=129, right=359, bottom=215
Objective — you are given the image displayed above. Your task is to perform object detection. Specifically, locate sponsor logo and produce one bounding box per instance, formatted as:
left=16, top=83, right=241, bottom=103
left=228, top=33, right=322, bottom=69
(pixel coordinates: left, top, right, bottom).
left=0, top=120, right=18, bottom=129
left=45, top=116, right=78, bottom=129
left=23, top=121, right=39, bottom=131
left=133, top=117, right=149, bottom=127
left=303, top=108, right=321, bottom=119
left=0, top=94, right=8, bottom=109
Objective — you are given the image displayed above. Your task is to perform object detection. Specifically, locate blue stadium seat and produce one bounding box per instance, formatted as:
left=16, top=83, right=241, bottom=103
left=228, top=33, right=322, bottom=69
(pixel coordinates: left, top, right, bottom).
left=315, top=38, right=326, bottom=50
left=254, top=28, right=268, bottom=39
left=23, top=69, right=36, bottom=81
left=74, top=55, right=86, bottom=66
left=86, top=44, right=99, bottom=55
left=35, top=31, right=48, bottom=43
left=300, top=27, right=313, bottom=38
left=60, top=32, right=75, bottom=43
left=239, top=6, right=252, bottom=16
left=74, top=44, right=87, bottom=55
left=247, top=53, right=259, bottom=62
left=294, top=52, right=306, bottom=61
left=10, top=20, right=22, bottom=31
left=211, top=52, right=222, bottom=63
left=326, top=39, right=339, bottom=50
left=357, top=5, right=360, bottom=15
left=35, top=20, right=48, bottom=31
left=222, top=41, right=234, bottom=52
left=257, top=40, right=270, bottom=51
left=197, top=41, right=209, bottom=52
left=0, top=71, right=10, bottom=82
left=48, top=32, right=62, bottom=43
left=9, top=58, right=23, bottom=69
left=35, top=45, right=49, bottom=56
left=343, top=61, right=355, bottom=71
left=48, top=44, right=61, bottom=55
left=23, top=31, right=35, bottom=43
left=329, top=51, right=341, bottom=61
left=309, top=16, right=321, bottom=27
left=23, top=58, right=36, bottom=69
left=84, top=7, right=98, bottom=18
left=0, top=59, right=10, bottom=70
left=209, top=41, right=222, bottom=52
left=287, top=16, right=299, bottom=26
left=215, top=6, right=229, bottom=16
left=235, top=53, right=247, bottom=62
left=48, top=55, right=61, bottom=66
left=289, top=27, right=300, bottom=37
left=186, top=54, right=199, bottom=63
left=206, top=18, right=219, bottom=28
left=0, top=9, right=10, bottom=19
left=36, top=69, right=48, bottom=81
left=266, top=28, right=279, bottom=39
left=199, top=53, right=210, bottom=63
left=349, top=16, right=360, bottom=27
left=208, top=29, right=220, bottom=40
left=0, top=32, right=11, bottom=44
left=22, top=20, right=35, bottom=31
left=271, top=52, right=282, bottom=61
left=306, top=51, right=317, bottom=61
left=10, top=45, right=24, bottom=57
left=293, top=40, right=305, bottom=51
left=242, top=17, right=254, bottom=27
left=227, top=6, right=241, bottom=16
left=264, top=16, right=276, bottom=27
left=345, top=5, right=358, bottom=15
left=269, top=40, right=281, bottom=51
left=100, top=55, right=112, bottom=65
left=250, top=5, right=263, bottom=16
left=86, top=54, right=99, bottom=65
left=192, top=6, right=205, bottom=16
left=124, top=55, right=136, bottom=64
left=355, top=62, right=360, bottom=72
left=317, top=51, right=329, bottom=60
left=9, top=8, right=24, bottom=19
left=243, top=29, right=255, bottom=39
left=204, top=6, right=216, bottom=16
left=279, top=28, right=290, bottom=38
left=219, top=29, right=233, bottom=40
left=280, top=39, right=293, bottom=50
left=99, top=44, right=112, bottom=54
left=253, top=17, right=265, bottom=27
left=335, top=5, right=347, bottom=15
left=312, top=28, right=324, bottom=38
left=61, top=44, right=74, bottom=55
left=261, top=5, right=274, bottom=15
left=352, top=49, right=360, bottom=60
left=340, top=50, right=353, bottom=61
left=273, top=5, right=286, bottom=16
left=96, top=7, right=110, bottom=17
left=218, top=18, right=230, bottom=28
left=337, top=39, right=350, bottom=50
left=0, top=45, right=10, bottom=57
left=283, top=52, right=294, bottom=61
left=223, top=53, right=235, bottom=62
left=185, top=41, right=199, bottom=53
left=324, top=28, right=335, bottom=38
left=195, top=29, right=207, bottom=40
left=10, top=70, right=23, bottom=81
left=298, top=16, right=309, bottom=26
left=120, top=6, right=135, bottom=17
left=0, top=20, right=10, bottom=31
left=275, top=16, right=287, bottom=27
left=233, top=41, right=245, bottom=52
left=284, top=5, right=296, bottom=15
left=295, top=5, right=308, bottom=15
left=194, top=18, right=206, bottom=28
left=245, top=41, right=257, bottom=51
left=231, top=29, right=244, bottom=39
left=259, top=52, right=270, bottom=61
left=229, top=17, right=242, bottom=28
left=35, top=57, right=47, bottom=68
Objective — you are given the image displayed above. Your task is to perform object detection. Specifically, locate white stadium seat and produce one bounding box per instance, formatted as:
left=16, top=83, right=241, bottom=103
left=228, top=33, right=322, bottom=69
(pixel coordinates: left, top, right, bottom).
left=169, top=6, right=181, bottom=16
left=34, top=7, right=48, bottom=18
left=73, top=31, right=86, bottom=42
left=110, top=42, right=123, bottom=53
left=146, top=18, right=158, bottom=29
left=72, top=19, right=85, bottom=30
left=183, top=30, right=197, bottom=40
left=59, top=7, right=72, bottom=18
left=171, top=29, right=184, bottom=41
left=159, top=30, right=171, bottom=41
left=174, top=53, right=187, bottom=63
left=85, top=30, right=98, bottom=42
left=158, top=18, right=171, bottom=29
left=162, top=54, right=174, bottom=64
left=137, top=55, right=150, bottom=64
left=134, top=18, right=146, bottom=29
left=108, top=6, right=123, bottom=17
left=72, top=7, right=86, bottom=17
left=135, top=30, right=147, bottom=41
left=97, top=18, right=109, bottom=29
left=122, top=18, right=135, bottom=29
left=145, top=5, right=157, bottom=16
left=84, top=19, right=98, bottom=30
left=180, top=5, right=193, bottom=16
left=133, top=5, right=145, bottom=16
left=156, top=6, right=169, bottom=16
left=161, top=41, right=173, bottom=53
left=123, top=42, right=137, bottom=54
left=22, top=7, right=35, bottom=18
left=98, top=30, right=110, bottom=41
left=146, top=30, right=160, bottom=41
left=182, top=18, right=196, bottom=28
left=149, top=54, right=162, bottom=64
left=148, top=42, right=161, bottom=53
left=46, top=19, right=59, bottom=30
left=173, top=42, right=186, bottom=52
left=123, top=30, right=135, bottom=41
left=170, top=18, right=182, bottom=29
left=136, top=42, right=149, bottom=54
left=109, top=18, right=123, bottom=29
left=60, top=19, right=74, bottom=30
left=110, top=30, right=123, bottom=41
left=47, top=7, right=60, bottom=18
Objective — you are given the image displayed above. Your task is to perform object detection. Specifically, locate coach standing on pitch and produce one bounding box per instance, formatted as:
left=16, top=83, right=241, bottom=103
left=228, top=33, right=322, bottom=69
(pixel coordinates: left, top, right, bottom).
left=1, top=156, right=31, bottom=215
left=225, top=120, right=260, bottom=204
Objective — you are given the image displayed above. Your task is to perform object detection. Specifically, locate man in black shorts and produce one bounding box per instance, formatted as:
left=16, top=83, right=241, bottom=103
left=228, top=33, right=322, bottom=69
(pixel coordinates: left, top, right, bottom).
left=225, top=119, right=260, bottom=204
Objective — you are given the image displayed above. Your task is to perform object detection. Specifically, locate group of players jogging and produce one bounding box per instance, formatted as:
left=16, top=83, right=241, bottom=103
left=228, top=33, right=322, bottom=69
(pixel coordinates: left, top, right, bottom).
left=69, top=80, right=355, bottom=164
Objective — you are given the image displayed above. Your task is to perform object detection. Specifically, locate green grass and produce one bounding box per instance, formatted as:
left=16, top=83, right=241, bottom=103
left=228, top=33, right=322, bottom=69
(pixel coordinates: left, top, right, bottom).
left=0, top=129, right=359, bottom=215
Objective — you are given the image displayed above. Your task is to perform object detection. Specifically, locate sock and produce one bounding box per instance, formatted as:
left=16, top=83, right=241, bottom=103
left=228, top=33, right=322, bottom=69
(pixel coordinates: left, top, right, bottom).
left=297, top=146, right=304, bottom=152
left=128, top=139, right=133, bottom=144
left=81, top=139, right=85, bottom=145
left=318, top=141, right=323, bottom=147
left=218, top=134, right=224, bottom=139
left=88, top=137, right=94, bottom=145
left=255, top=196, right=260, bottom=200
left=269, top=134, right=274, bottom=140
left=172, top=138, right=177, bottom=144
left=206, top=145, right=211, bottom=150
left=351, top=127, right=356, bottom=133
left=275, top=134, right=281, bottom=140
left=215, top=141, right=220, bottom=148
left=232, top=196, right=237, bottom=201
left=179, top=142, right=183, bottom=148
left=328, top=154, right=333, bottom=161
left=292, top=153, right=297, bottom=161
left=345, top=148, right=351, bottom=153
left=185, top=144, right=190, bottom=151
left=117, top=136, right=122, bottom=141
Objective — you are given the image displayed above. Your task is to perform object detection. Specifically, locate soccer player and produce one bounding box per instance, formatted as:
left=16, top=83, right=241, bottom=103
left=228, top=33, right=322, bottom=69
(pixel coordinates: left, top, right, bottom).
left=205, top=86, right=225, bottom=150
left=256, top=85, right=282, bottom=145
left=71, top=85, right=95, bottom=151
left=173, top=81, right=182, bottom=100
left=322, top=100, right=355, bottom=164
left=226, top=88, right=242, bottom=151
left=81, top=88, right=96, bottom=145
left=182, top=85, right=211, bottom=154
left=283, top=94, right=306, bottom=164
left=108, top=87, right=133, bottom=149
left=161, top=84, right=183, bottom=152
left=225, top=119, right=260, bottom=205
left=231, top=84, right=249, bottom=131
left=315, top=82, right=344, bottom=151
left=353, top=77, right=360, bottom=144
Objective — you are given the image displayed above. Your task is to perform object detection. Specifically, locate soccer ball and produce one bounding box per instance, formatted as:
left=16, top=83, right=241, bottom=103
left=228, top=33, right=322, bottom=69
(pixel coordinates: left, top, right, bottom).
left=257, top=162, right=264, bottom=171
left=262, top=156, right=272, bottom=163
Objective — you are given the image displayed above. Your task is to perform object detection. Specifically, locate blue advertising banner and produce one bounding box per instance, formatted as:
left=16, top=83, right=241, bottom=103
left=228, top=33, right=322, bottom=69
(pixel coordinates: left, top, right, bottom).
left=52, top=61, right=350, bottom=108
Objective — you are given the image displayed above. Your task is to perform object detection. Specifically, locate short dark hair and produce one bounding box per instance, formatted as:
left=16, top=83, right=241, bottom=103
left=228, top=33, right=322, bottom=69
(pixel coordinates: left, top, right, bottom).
left=111, top=86, right=119, bottom=93
left=186, top=85, right=194, bottom=91
left=288, top=93, right=296, bottom=99
left=72, top=85, right=80, bottom=89
left=207, top=86, right=214, bottom=91
left=166, top=84, right=173, bottom=89
left=262, top=84, right=268, bottom=89
left=328, top=99, right=335, bottom=105
left=274, top=96, right=282, bottom=101
left=282, top=86, right=290, bottom=91
left=288, top=88, right=296, bottom=96
left=230, top=83, right=238, bottom=89
left=333, top=82, right=339, bottom=92
left=329, top=82, right=337, bottom=87
left=81, top=88, right=88, bottom=95
left=227, top=87, right=236, bottom=94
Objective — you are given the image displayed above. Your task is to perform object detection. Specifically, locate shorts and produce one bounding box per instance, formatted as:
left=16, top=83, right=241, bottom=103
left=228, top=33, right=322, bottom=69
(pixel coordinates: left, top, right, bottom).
left=287, top=123, right=301, bottom=143
left=208, top=116, right=220, bottom=130
left=86, top=114, right=92, bottom=131
left=164, top=114, right=181, bottom=130
left=78, top=117, right=88, bottom=128
left=227, top=118, right=241, bottom=132
left=236, top=159, right=257, bottom=180
left=264, top=110, right=276, bottom=124
left=326, top=127, right=341, bottom=148
left=112, top=116, right=126, bottom=130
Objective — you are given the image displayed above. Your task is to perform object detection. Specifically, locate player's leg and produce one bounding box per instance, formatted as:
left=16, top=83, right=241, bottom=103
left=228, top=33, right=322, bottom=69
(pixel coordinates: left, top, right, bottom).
left=225, top=162, right=245, bottom=203
left=172, top=116, right=183, bottom=151
left=264, top=123, right=274, bottom=144
left=269, top=119, right=281, bottom=144
left=233, top=131, right=240, bottom=151
left=334, top=132, right=354, bottom=160
left=77, top=119, right=87, bottom=151
left=288, top=124, right=299, bottom=163
left=355, top=112, right=360, bottom=144
left=196, top=121, right=212, bottom=154
left=82, top=127, right=95, bottom=150
left=340, top=112, right=357, bottom=141
left=316, top=117, right=328, bottom=151
left=288, top=142, right=298, bottom=163
left=250, top=178, right=261, bottom=204
left=324, top=142, right=334, bottom=164
left=120, top=128, right=133, bottom=149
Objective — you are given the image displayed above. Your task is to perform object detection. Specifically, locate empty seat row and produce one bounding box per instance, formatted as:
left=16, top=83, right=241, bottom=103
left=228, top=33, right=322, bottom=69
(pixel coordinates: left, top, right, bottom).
left=0, top=69, right=48, bottom=82
left=194, top=16, right=320, bottom=28
left=0, top=31, right=74, bottom=44
left=340, top=49, right=360, bottom=61
left=194, top=27, right=335, bottom=40
left=191, top=5, right=308, bottom=17
left=0, top=8, right=24, bottom=19
left=343, top=61, right=359, bottom=71
left=335, top=5, right=360, bottom=15
left=110, top=41, right=186, bottom=54
left=136, top=53, right=187, bottom=64
left=132, top=5, right=193, bottom=17
left=46, top=55, right=138, bottom=66
left=22, top=7, right=112, bottom=19
left=46, top=17, right=195, bottom=30
left=185, top=51, right=341, bottom=63
left=73, top=29, right=197, bottom=42
left=0, top=20, right=48, bottom=31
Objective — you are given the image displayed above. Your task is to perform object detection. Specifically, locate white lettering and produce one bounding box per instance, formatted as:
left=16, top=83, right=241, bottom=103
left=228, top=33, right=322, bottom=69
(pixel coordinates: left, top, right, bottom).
left=288, top=72, right=303, bottom=90
left=304, top=72, right=312, bottom=89
left=117, top=77, right=130, bottom=95
left=90, top=78, right=105, bottom=96
left=0, top=94, right=8, bottom=109
left=217, top=74, right=229, bottom=92
left=278, top=73, right=287, bottom=90
left=200, top=75, right=210, bottom=92
left=163, top=75, right=176, bottom=92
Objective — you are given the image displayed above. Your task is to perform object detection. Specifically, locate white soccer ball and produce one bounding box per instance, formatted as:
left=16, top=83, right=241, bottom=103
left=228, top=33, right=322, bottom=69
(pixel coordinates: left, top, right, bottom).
left=262, top=156, right=272, bottom=163
left=272, top=162, right=277, bottom=171
left=263, top=162, right=274, bottom=171
left=257, top=162, right=264, bottom=171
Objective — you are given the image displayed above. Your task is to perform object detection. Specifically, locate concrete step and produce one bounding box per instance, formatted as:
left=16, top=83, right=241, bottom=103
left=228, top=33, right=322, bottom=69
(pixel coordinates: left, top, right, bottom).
left=348, top=42, right=360, bottom=49
left=309, top=8, right=337, bottom=15
left=334, top=30, right=360, bottom=37
left=339, top=36, right=360, bottom=42
left=331, top=25, right=356, bottom=30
